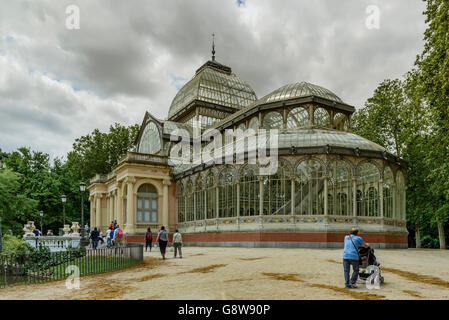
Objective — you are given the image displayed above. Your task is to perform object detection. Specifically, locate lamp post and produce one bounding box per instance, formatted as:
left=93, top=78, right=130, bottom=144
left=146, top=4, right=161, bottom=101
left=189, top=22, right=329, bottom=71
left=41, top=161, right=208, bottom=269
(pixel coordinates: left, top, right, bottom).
left=62, top=195, right=67, bottom=227
left=39, top=210, right=44, bottom=236
left=80, top=182, right=86, bottom=238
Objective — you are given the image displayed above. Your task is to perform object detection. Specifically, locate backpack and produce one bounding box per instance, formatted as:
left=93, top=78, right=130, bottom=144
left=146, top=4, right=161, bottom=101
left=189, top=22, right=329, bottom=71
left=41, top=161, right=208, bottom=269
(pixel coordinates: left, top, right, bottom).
left=117, top=229, right=123, bottom=238
left=146, top=232, right=152, bottom=241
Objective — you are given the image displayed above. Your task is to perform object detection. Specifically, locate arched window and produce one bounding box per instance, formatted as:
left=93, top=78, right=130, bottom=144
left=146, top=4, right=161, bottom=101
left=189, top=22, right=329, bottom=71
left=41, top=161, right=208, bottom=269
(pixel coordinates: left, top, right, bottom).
left=328, top=160, right=352, bottom=216
left=396, top=171, right=406, bottom=220
left=185, top=180, right=194, bottom=221
left=237, top=122, right=246, bottom=131
left=287, top=107, right=309, bottom=129
left=263, top=162, right=291, bottom=215
left=240, top=164, right=260, bottom=216
left=334, top=113, right=349, bottom=131
left=356, top=162, right=380, bottom=217
left=295, top=160, right=325, bottom=215
left=176, top=182, right=185, bottom=223
left=314, top=108, right=331, bottom=128
left=195, top=177, right=205, bottom=221
left=248, top=117, right=259, bottom=130
left=218, top=167, right=236, bottom=218
left=263, top=111, right=284, bottom=129
left=206, top=173, right=216, bottom=219
left=383, top=167, right=394, bottom=218
left=137, top=184, right=158, bottom=223
left=138, top=122, right=161, bottom=154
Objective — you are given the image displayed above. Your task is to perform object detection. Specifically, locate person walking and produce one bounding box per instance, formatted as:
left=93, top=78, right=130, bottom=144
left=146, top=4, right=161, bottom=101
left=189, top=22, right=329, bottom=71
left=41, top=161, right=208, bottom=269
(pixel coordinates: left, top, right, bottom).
left=106, top=227, right=114, bottom=248
left=155, top=226, right=168, bottom=260
left=114, top=224, right=124, bottom=247
left=343, top=228, right=369, bottom=289
left=172, top=229, right=183, bottom=259
left=89, top=227, right=100, bottom=250
left=145, top=227, right=153, bottom=252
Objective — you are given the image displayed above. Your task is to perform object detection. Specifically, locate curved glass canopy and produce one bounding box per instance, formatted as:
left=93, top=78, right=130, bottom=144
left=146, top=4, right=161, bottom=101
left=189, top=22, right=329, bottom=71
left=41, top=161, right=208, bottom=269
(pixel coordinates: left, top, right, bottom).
left=259, top=82, right=344, bottom=104
left=168, top=64, right=257, bottom=119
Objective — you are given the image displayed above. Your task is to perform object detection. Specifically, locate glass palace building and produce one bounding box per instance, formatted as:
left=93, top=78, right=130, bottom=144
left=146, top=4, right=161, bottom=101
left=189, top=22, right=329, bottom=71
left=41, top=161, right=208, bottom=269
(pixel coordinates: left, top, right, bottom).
left=88, top=56, right=408, bottom=248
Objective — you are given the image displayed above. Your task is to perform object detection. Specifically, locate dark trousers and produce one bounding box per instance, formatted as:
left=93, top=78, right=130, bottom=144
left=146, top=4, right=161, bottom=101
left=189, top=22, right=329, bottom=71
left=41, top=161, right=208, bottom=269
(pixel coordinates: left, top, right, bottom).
left=146, top=239, right=152, bottom=251
left=159, top=240, right=167, bottom=255
left=92, top=239, right=99, bottom=249
left=343, top=259, right=359, bottom=286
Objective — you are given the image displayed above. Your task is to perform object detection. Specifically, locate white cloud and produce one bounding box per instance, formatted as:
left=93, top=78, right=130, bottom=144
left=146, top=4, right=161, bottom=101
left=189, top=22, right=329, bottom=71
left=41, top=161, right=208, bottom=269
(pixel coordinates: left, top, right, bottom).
left=0, top=0, right=427, bottom=159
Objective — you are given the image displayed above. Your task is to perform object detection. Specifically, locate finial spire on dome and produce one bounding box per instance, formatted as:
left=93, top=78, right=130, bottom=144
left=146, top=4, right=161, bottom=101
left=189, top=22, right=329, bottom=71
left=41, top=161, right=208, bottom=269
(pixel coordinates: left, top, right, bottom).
left=211, top=33, right=216, bottom=61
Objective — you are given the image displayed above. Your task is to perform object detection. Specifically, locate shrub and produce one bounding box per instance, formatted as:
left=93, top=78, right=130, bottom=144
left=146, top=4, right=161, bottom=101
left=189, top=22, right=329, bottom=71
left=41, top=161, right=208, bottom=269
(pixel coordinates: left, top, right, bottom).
left=0, top=234, right=34, bottom=255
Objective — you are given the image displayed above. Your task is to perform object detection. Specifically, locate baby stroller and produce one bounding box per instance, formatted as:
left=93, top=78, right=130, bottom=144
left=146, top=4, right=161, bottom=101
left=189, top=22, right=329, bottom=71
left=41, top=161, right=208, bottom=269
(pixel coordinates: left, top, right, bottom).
left=357, top=246, right=384, bottom=284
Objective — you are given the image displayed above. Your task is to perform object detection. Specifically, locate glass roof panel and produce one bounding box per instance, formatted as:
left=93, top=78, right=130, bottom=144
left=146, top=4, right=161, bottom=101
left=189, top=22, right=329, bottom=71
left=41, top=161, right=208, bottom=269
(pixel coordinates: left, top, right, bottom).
left=168, top=65, right=257, bottom=119
left=261, top=82, right=343, bottom=104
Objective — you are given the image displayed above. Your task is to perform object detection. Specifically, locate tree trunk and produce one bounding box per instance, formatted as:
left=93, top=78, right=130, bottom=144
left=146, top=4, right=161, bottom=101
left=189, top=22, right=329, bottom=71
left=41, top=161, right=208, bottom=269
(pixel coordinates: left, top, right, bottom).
left=415, top=223, right=421, bottom=249
left=437, top=219, right=446, bottom=250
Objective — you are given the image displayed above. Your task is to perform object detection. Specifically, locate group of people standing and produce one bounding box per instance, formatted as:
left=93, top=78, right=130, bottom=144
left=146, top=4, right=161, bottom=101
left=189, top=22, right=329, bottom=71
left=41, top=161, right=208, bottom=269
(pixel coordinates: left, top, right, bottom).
left=89, top=219, right=124, bottom=249
left=145, top=226, right=183, bottom=260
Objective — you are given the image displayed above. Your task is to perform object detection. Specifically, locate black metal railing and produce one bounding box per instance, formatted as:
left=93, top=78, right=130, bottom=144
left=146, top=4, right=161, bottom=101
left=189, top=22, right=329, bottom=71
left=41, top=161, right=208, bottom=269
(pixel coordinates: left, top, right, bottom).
left=0, top=245, right=143, bottom=289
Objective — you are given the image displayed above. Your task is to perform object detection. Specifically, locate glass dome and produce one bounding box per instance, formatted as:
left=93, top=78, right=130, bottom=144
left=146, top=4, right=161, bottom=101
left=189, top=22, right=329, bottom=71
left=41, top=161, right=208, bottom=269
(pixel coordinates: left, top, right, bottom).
left=168, top=61, right=257, bottom=119
left=259, top=82, right=344, bottom=104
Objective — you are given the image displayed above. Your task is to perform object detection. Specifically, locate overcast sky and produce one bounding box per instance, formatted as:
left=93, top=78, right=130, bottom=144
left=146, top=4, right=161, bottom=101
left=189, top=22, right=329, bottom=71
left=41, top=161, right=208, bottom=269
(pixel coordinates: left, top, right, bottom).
left=0, top=0, right=427, bottom=159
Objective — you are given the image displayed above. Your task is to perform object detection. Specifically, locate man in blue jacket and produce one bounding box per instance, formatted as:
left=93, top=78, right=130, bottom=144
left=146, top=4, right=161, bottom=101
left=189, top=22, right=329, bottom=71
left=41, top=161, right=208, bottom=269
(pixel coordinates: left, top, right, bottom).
left=89, top=227, right=100, bottom=249
left=343, top=228, right=369, bottom=289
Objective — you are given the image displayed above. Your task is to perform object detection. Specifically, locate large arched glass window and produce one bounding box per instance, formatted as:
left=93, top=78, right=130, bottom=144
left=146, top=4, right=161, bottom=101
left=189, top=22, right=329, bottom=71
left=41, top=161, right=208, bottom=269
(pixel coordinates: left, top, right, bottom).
left=185, top=180, right=194, bottom=221
left=195, top=177, right=205, bottom=220
left=138, top=122, right=161, bottom=154
left=383, top=167, right=394, bottom=218
left=263, top=111, right=284, bottom=129
left=328, top=160, right=352, bottom=216
left=137, top=184, right=158, bottom=223
left=206, top=173, right=216, bottom=219
left=263, top=162, right=291, bottom=215
left=356, top=163, right=380, bottom=217
left=314, top=108, right=331, bottom=128
left=248, top=117, right=259, bottom=130
left=396, top=171, right=406, bottom=220
left=176, top=182, right=185, bottom=223
left=295, top=160, right=325, bottom=215
left=287, top=107, right=309, bottom=129
left=218, top=166, right=236, bottom=218
left=240, top=164, right=260, bottom=216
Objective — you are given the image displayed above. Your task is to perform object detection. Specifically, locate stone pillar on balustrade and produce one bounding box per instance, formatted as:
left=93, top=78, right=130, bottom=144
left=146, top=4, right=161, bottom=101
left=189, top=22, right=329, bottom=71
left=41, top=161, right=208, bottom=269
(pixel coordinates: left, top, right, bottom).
left=124, top=176, right=136, bottom=234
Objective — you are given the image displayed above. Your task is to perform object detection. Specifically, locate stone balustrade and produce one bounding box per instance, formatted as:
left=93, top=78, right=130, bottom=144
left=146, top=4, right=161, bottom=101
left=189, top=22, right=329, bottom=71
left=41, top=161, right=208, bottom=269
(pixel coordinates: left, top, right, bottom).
left=23, top=236, right=81, bottom=252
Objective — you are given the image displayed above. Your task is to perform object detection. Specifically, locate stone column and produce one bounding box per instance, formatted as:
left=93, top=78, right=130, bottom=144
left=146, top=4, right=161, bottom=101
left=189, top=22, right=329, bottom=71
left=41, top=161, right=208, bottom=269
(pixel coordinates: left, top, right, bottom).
left=236, top=182, right=240, bottom=230
left=162, top=179, right=170, bottom=231
left=116, top=184, right=122, bottom=225
left=95, top=194, right=102, bottom=228
left=291, top=178, right=295, bottom=216
left=391, top=183, right=396, bottom=220
left=379, top=180, right=384, bottom=219
left=352, top=178, right=357, bottom=218
left=90, top=195, right=95, bottom=228
left=106, top=193, right=111, bottom=226
left=125, top=176, right=136, bottom=234
left=324, top=176, right=328, bottom=216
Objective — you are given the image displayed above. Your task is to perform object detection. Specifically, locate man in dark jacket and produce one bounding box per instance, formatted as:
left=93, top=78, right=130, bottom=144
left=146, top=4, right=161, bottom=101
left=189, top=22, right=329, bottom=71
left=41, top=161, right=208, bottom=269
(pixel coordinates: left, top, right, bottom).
left=89, top=227, right=100, bottom=249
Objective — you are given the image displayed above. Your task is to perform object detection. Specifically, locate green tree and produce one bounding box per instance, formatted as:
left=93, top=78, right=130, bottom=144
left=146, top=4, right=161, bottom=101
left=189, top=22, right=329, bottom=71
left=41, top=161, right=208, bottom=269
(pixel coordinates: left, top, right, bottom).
left=68, top=123, right=139, bottom=181
left=415, top=0, right=449, bottom=249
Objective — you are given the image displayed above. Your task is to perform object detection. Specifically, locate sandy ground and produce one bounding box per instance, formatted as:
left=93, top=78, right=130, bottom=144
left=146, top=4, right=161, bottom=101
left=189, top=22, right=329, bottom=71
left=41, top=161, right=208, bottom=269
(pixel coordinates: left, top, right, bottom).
left=1, top=247, right=449, bottom=300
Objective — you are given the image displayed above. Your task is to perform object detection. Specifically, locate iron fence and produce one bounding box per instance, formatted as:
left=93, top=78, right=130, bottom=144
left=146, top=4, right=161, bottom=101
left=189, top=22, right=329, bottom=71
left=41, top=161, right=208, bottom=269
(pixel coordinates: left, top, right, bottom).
left=0, top=245, right=143, bottom=289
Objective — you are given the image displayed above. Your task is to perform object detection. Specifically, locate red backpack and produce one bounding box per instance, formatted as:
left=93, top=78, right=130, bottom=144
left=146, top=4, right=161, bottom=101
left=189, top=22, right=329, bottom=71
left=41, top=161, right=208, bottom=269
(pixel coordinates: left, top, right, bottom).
left=146, top=232, right=152, bottom=241
left=117, top=228, right=123, bottom=238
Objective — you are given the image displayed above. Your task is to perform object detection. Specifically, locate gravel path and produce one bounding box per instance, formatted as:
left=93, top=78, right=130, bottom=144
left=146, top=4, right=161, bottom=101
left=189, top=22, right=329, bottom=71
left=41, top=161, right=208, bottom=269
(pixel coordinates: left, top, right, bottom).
left=1, top=247, right=449, bottom=300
